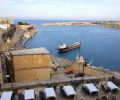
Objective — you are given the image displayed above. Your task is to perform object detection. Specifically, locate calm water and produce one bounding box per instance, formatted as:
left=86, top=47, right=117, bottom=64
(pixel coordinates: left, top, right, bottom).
left=21, top=20, right=120, bottom=71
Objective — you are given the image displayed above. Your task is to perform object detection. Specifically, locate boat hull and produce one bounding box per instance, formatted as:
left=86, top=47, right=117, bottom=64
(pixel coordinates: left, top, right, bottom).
left=58, top=44, right=80, bottom=52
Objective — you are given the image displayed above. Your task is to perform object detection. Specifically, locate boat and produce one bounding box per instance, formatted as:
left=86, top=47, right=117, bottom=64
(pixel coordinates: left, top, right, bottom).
left=57, top=41, right=81, bottom=52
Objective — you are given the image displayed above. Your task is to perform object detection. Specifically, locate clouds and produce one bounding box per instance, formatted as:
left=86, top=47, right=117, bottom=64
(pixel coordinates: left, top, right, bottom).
left=0, top=0, right=120, bottom=20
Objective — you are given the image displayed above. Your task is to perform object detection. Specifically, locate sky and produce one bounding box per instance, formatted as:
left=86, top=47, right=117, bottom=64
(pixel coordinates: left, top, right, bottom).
left=0, top=0, right=120, bottom=20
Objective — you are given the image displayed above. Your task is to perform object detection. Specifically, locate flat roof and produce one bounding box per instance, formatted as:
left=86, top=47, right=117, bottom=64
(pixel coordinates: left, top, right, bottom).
left=44, top=87, right=56, bottom=98
left=24, top=89, right=35, bottom=100
left=85, top=83, right=98, bottom=93
left=63, top=85, right=76, bottom=96
left=107, top=81, right=119, bottom=90
left=0, top=91, right=13, bottom=100
left=10, top=47, right=50, bottom=56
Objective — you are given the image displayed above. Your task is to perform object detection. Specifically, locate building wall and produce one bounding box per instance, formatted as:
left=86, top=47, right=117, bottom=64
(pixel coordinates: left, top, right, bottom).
left=14, top=68, right=50, bottom=82
left=11, top=54, right=52, bottom=82
left=36, top=68, right=51, bottom=80
left=12, top=54, right=51, bottom=70
left=71, top=63, right=107, bottom=76
left=18, top=25, right=32, bottom=30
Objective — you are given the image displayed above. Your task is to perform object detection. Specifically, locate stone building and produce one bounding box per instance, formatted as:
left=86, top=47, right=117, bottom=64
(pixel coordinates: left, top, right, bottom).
left=2, top=47, right=52, bottom=82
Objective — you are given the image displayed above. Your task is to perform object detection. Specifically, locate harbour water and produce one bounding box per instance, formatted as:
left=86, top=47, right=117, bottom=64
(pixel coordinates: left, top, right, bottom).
left=19, top=20, right=120, bottom=71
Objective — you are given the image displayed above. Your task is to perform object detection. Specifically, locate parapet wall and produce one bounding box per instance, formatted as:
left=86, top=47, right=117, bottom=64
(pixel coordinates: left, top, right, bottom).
left=0, top=76, right=112, bottom=91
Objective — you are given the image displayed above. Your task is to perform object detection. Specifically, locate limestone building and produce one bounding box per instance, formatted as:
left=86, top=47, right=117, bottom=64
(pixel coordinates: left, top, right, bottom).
left=3, top=47, right=52, bottom=82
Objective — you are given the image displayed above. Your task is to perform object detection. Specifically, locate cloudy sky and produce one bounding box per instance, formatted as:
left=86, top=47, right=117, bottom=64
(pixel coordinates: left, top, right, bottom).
left=0, top=0, right=120, bottom=20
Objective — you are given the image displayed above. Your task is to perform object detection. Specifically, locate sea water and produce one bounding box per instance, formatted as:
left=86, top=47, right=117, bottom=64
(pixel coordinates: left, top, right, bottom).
left=16, top=20, right=120, bottom=71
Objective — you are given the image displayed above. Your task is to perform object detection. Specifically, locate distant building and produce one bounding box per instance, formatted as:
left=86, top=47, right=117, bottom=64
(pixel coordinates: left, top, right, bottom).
left=17, top=21, right=33, bottom=31
left=0, top=24, right=10, bottom=31
left=2, top=47, right=52, bottom=82
left=74, top=54, right=85, bottom=73
left=18, top=24, right=33, bottom=31
left=23, top=32, right=30, bottom=38
left=18, top=22, right=30, bottom=25
left=75, top=54, right=85, bottom=66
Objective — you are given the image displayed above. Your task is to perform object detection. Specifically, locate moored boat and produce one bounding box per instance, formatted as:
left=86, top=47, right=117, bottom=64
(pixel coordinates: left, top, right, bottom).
left=57, top=41, right=81, bottom=52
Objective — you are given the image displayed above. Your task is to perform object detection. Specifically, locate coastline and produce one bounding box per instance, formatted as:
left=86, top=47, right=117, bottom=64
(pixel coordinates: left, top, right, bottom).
left=22, top=28, right=39, bottom=48
left=42, top=21, right=120, bottom=29
left=0, top=25, right=38, bottom=51
left=42, top=21, right=95, bottom=26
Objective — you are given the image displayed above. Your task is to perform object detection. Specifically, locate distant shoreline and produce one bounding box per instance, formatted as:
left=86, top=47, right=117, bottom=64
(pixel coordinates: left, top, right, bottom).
left=42, top=22, right=95, bottom=26
left=41, top=21, right=120, bottom=29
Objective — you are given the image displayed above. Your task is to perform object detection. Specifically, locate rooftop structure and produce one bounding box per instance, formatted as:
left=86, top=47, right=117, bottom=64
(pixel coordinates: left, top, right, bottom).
left=0, top=91, right=13, bottom=100
left=10, top=47, right=50, bottom=55
left=24, top=89, right=35, bottom=100
left=0, top=79, right=120, bottom=100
